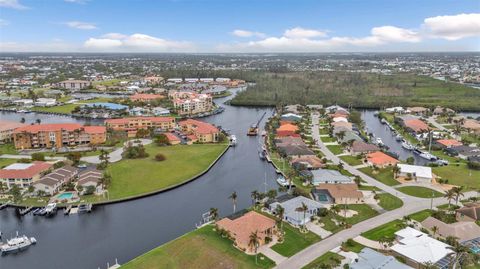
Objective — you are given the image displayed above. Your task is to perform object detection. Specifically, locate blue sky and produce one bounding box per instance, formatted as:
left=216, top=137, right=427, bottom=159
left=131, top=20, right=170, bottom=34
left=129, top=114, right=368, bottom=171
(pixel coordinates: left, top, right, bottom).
left=0, top=0, right=479, bottom=52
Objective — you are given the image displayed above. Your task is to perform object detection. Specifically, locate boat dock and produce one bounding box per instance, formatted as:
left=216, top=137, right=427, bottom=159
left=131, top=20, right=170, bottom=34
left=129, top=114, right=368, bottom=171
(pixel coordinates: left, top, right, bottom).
left=18, top=207, right=33, bottom=216
left=0, top=203, right=8, bottom=210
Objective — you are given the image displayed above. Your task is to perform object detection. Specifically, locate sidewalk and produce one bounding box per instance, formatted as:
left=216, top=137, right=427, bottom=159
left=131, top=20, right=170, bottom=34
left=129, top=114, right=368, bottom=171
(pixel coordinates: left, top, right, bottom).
left=259, top=238, right=287, bottom=264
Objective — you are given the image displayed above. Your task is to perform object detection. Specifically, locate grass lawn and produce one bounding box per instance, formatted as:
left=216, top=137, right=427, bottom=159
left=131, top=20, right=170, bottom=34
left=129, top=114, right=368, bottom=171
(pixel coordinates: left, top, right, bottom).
left=358, top=185, right=381, bottom=191
left=408, top=209, right=434, bottom=222
left=361, top=219, right=403, bottom=241
left=326, top=145, right=344, bottom=155
left=359, top=167, right=399, bottom=186
left=320, top=136, right=336, bottom=143
left=302, top=252, right=344, bottom=269
left=120, top=225, right=275, bottom=269
left=396, top=186, right=443, bottom=198
left=341, top=240, right=367, bottom=253
left=377, top=193, right=404, bottom=211
left=271, top=223, right=321, bottom=257
left=319, top=128, right=329, bottom=135
left=31, top=97, right=114, bottom=114
left=339, top=155, right=363, bottom=166
left=433, top=163, right=480, bottom=191
left=0, top=158, right=18, bottom=168
left=0, top=143, right=18, bottom=155
left=344, top=204, right=379, bottom=226
left=107, top=143, right=228, bottom=200
left=318, top=216, right=343, bottom=234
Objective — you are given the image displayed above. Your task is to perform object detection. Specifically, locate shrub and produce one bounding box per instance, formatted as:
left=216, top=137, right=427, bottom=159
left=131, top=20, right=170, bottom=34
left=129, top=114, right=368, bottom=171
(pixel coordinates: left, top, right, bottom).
left=31, top=152, right=45, bottom=161
left=155, top=153, right=166, bottom=161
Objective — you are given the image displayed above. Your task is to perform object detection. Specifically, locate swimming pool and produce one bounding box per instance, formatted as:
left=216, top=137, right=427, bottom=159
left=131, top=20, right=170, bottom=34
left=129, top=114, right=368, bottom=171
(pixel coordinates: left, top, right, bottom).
left=317, top=194, right=329, bottom=202
left=57, top=192, right=74, bottom=200
left=471, top=246, right=480, bottom=254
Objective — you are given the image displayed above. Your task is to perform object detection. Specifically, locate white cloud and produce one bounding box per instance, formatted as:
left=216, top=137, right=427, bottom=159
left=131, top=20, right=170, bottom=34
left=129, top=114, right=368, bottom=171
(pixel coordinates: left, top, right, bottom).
left=283, top=27, right=328, bottom=38
left=0, top=19, right=9, bottom=27
left=231, top=29, right=266, bottom=38
left=82, top=33, right=196, bottom=52
left=101, top=33, right=127, bottom=39
left=370, top=26, right=421, bottom=43
left=65, top=21, right=97, bottom=30
left=0, top=0, right=28, bottom=9
left=423, top=13, right=480, bottom=40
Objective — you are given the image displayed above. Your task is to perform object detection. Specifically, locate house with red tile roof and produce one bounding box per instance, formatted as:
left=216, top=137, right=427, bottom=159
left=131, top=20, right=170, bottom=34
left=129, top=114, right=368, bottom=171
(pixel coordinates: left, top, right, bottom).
left=216, top=211, right=277, bottom=252
left=435, top=139, right=462, bottom=149
left=0, top=161, right=52, bottom=189
left=403, top=119, right=429, bottom=133
left=163, top=132, right=181, bottom=145
left=13, top=123, right=106, bottom=149
left=366, top=151, right=399, bottom=168
left=179, top=119, right=220, bottom=143
left=276, top=123, right=299, bottom=133
left=129, top=93, right=164, bottom=102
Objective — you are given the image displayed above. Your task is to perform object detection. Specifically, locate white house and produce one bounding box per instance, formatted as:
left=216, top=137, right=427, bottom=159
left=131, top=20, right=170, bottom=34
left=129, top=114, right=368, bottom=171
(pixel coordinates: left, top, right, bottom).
left=35, top=98, right=56, bottom=107
left=385, top=107, right=405, bottom=113
left=397, top=164, right=433, bottom=183
left=13, top=99, right=34, bottom=106
left=391, top=227, right=453, bottom=266
left=270, top=196, right=325, bottom=227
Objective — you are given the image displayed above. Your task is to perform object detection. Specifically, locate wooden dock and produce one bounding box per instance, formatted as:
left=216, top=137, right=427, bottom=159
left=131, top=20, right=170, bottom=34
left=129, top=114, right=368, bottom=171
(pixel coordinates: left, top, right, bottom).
left=19, top=207, right=33, bottom=216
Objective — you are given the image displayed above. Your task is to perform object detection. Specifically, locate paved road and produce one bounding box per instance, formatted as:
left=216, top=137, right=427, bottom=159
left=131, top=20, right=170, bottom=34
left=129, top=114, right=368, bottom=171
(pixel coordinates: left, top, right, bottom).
left=81, top=138, right=152, bottom=164
left=274, top=113, right=475, bottom=269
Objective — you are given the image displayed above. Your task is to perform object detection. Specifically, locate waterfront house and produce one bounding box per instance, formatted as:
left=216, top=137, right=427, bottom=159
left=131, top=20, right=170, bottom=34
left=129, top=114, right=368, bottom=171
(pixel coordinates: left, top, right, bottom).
left=350, top=248, right=412, bottom=269
left=290, top=155, right=325, bottom=169
left=434, top=139, right=462, bottom=149
left=277, top=123, right=299, bottom=133
left=350, top=141, right=380, bottom=155
left=77, top=168, right=103, bottom=194
left=406, top=106, right=429, bottom=115
left=311, top=169, right=353, bottom=185
left=366, top=151, right=399, bottom=168
left=337, top=131, right=362, bottom=145
left=13, top=124, right=106, bottom=149
left=391, top=227, right=453, bottom=267
left=445, top=145, right=480, bottom=160
left=33, top=165, right=77, bottom=196
left=281, top=113, right=302, bottom=122
left=463, top=119, right=480, bottom=135
left=456, top=203, right=480, bottom=222
left=277, top=144, right=316, bottom=158
left=105, top=116, right=176, bottom=138
left=313, top=183, right=363, bottom=204
left=433, top=106, right=455, bottom=115
left=0, top=120, right=25, bottom=142
left=395, top=115, right=429, bottom=134
left=331, top=121, right=353, bottom=130
left=34, top=98, right=56, bottom=107
left=270, top=196, right=325, bottom=227
left=216, top=211, right=277, bottom=252
left=179, top=119, right=220, bottom=143
left=0, top=161, right=52, bottom=189
left=385, top=106, right=406, bottom=114
left=396, top=164, right=433, bottom=183
left=421, top=216, right=480, bottom=242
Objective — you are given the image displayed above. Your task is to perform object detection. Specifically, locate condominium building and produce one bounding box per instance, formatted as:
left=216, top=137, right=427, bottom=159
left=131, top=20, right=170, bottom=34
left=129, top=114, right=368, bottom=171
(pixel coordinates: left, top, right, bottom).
left=56, top=79, right=91, bottom=90
left=13, top=124, right=106, bottom=149
left=171, top=91, right=213, bottom=116
left=0, top=161, right=53, bottom=189
left=0, top=120, right=26, bottom=142
left=179, top=119, right=220, bottom=143
left=105, top=116, right=176, bottom=137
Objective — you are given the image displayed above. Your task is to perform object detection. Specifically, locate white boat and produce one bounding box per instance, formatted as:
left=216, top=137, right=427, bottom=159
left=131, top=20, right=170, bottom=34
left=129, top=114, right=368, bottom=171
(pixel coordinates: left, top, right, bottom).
left=401, top=141, right=414, bottom=150
left=380, top=118, right=387, bottom=124
left=376, top=137, right=384, bottom=146
left=229, top=135, right=237, bottom=146
left=1, top=232, right=36, bottom=254
left=419, top=151, right=438, bottom=161
left=44, top=203, right=57, bottom=215
left=395, top=134, right=403, bottom=141
left=276, top=176, right=289, bottom=187
left=261, top=130, right=267, bottom=137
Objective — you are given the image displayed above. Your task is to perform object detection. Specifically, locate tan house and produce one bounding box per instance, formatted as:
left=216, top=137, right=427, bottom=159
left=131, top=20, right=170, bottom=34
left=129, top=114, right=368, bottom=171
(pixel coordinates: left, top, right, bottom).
left=421, top=216, right=480, bottom=242
left=216, top=211, right=277, bottom=252
left=315, top=183, right=363, bottom=204
left=456, top=203, right=480, bottom=222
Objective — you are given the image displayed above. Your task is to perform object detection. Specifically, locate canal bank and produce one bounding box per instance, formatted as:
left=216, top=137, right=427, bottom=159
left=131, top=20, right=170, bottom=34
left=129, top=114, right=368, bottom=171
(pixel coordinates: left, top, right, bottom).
left=0, top=89, right=280, bottom=269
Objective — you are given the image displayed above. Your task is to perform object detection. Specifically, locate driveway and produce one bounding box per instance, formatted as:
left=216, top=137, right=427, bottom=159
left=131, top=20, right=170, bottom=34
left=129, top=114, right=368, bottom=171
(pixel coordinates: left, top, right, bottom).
left=81, top=138, right=152, bottom=164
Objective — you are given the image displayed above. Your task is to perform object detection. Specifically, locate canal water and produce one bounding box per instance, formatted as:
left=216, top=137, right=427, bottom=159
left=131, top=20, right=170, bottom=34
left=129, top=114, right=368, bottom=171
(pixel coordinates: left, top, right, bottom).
left=0, top=89, right=279, bottom=269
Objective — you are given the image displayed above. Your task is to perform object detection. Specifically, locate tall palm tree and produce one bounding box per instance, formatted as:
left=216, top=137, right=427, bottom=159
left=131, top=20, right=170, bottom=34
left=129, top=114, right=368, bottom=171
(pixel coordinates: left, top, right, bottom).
left=248, top=231, right=260, bottom=264
left=392, top=165, right=400, bottom=179
left=209, top=207, right=218, bottom=221
left=276, top=204, right=285, bottom=231
left=295, top=202, right=309, bottom=231
left=452, top=186, right=465, bottom=205
left=448, top=241, right=471, bottom=269
left=229, top=191, right=238, bottom=213
left=431, top=225, right=439, bottom=237
left=444, top=190, right=456, bottom=210
left=251, top=190, right=258, bottom=207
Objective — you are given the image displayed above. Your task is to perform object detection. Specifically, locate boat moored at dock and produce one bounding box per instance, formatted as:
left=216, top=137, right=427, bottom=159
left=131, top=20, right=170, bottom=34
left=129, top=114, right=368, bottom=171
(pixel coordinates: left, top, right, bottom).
left=0, top=232, right=37, bottom=255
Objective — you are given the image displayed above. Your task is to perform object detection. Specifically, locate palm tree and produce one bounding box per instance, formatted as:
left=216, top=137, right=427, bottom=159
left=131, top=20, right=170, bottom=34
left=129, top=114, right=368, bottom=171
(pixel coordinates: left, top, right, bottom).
left=248, top=231, right=260, bottom=264
left=452, top=186, right=465, bottom=205
left=209, top=207, right=218, bottom=221
left=448, top=240, right=471, bottom=269
left=251, top=190, right=258, bottom=207
left=353, top=176, right=361, bottom=187
left=229, top=191, right=238, bottom=213
left=276, top=204, right=285, bottom=231
left=431, top=225, right=439, bottom=237
left=392, top=165, right=400, bottom=178
left=444, top=189, right=455, bottom=210
left=336, top=130, right=346, bottom=141
left=295, top=202, right=309, bottom=232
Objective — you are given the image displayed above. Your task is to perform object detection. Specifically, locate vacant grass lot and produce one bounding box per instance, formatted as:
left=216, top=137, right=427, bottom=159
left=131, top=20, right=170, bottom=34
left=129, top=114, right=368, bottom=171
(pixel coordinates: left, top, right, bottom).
left=108, top=144, right=227, bottom=200
left=120, top=225, right=275, bottom=269
left=326, top=145, right=344, bottom=155
left=339, top=155, right=363, bottom=166
left=408, top=209, right=434, bottom=222
left=271, top=223, right=321, bottom=257
left=302, top=252, right=344, bottom=269
left=359, top=167, right=399, bottom=186
left=377, top=193, right=404, bottom=211
left=345, top=204, right=379, bottom=226
left=362, top=219, right=403, bottom=241
left=433, top=163, right=480, bottom=191
left=397, top=186, right=443, bottom=198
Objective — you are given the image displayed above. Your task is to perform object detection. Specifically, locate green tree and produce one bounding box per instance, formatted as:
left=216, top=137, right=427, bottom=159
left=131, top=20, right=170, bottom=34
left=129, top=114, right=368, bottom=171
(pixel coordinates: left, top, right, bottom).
left=9, top=184, right=22, bottom=203
left=31, top=152, right=45, bottom=161
left=248, top=231, right=260, bottom=264
left=228, top=191, right=238, bottom=213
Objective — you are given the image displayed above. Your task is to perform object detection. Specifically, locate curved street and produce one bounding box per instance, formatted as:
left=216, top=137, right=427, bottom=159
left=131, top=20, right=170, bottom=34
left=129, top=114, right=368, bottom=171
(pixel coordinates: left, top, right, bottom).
left=274, top=112, right=476, bottom=269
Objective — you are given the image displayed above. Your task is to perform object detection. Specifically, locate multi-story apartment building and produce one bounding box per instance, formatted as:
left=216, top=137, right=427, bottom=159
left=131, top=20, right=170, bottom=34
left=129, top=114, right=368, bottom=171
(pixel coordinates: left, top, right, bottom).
left=179, top=119, right=220, bottom=143
left=171, top=91, right=213, bottom=116
left=13, top=124, right=106, bottom=149
left=56, top=79, right=91, bottom=90
left=0, top=120, right=26, bottom=142
left=105, top=116, right=176, bottom=137
left=0, top=161, right=53, bottom=189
